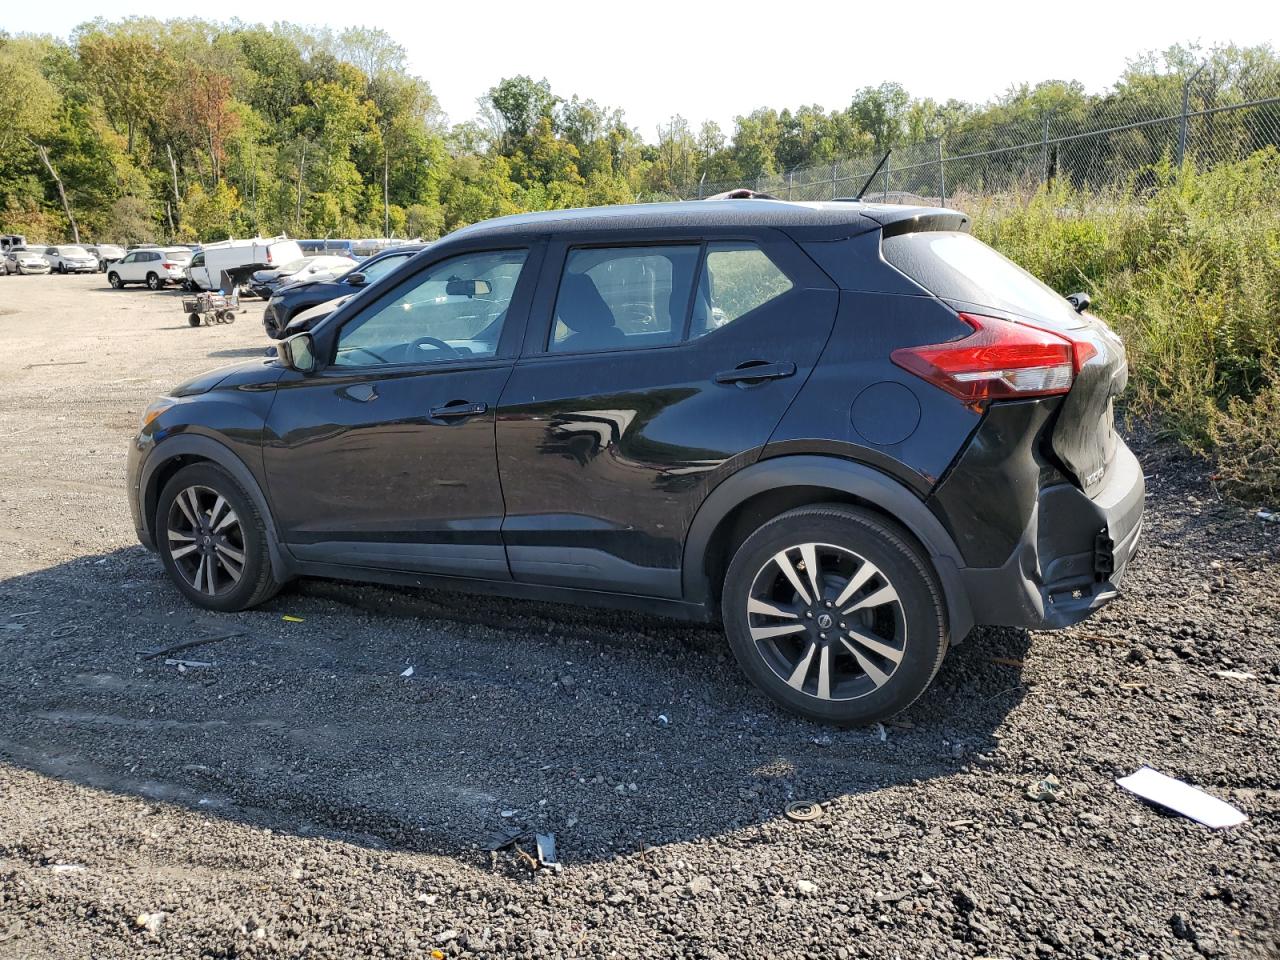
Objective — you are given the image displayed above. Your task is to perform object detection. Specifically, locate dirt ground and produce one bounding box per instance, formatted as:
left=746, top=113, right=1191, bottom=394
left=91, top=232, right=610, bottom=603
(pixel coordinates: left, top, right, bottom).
left=0, top=273, right=1277, bottom=959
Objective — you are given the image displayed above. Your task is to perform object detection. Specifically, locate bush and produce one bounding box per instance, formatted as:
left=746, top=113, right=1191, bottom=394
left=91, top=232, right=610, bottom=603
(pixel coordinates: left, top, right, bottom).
left=970, top=149, right=1280, bottom=500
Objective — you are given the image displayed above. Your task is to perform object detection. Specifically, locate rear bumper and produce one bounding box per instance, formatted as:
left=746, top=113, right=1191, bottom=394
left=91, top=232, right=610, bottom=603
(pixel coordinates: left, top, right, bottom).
left=955, top=439, right=1144, bottom=630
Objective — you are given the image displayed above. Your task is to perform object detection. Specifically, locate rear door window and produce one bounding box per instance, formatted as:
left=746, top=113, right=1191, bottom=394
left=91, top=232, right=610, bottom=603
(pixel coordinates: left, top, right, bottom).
left=689, top=241, right=793, bottom=340
left=882, top=231, right=1084, bottom=329
left=549, top=246, right=699, bottom=353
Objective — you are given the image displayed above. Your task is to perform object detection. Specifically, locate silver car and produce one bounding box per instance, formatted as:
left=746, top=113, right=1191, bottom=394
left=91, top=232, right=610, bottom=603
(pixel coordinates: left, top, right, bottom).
left=44, top=245, right=100, bottom=274
left=1, top=247, right=51, bottom=275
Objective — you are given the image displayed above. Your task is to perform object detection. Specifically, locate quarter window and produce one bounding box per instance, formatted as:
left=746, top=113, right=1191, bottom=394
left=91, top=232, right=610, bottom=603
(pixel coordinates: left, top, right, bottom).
left=333, top=249, right=527, bottom=368
left=549, top=246, right=699, bottom=353
left=690, top=242, right=793, bottom=339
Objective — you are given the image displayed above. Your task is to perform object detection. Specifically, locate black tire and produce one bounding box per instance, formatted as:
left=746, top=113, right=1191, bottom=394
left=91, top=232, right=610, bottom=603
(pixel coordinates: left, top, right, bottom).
left=146, top=272, right=162, bottom=290
left=187, top=312, right=201, bottom=327
left=108, top=271, right=123, bottom=288
left=57, top=262, right=66, bottom=274
left=721, top=504, right=948, bottom=726
left=156, top=462, right=282, bottom=612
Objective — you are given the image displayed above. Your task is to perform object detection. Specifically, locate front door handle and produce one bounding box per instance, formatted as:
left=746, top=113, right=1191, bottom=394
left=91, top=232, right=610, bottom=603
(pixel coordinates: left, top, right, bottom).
left=429, top=400, right=488, bottom=419
left=714, top=360, right=796, bottom=385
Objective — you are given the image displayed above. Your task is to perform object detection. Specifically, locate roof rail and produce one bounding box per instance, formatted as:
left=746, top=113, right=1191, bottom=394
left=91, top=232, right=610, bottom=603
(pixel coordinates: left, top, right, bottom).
left=703, top=188, right=780, bottom=201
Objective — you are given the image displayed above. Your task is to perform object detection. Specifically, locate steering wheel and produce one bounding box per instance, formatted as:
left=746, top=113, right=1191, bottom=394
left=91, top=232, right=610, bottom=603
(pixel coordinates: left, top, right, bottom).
left=405, top=336, right=460, bottom=362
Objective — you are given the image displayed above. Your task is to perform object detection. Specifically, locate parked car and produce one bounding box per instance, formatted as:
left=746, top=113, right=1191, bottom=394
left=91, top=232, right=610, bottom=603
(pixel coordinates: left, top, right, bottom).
left=128, top=198, right=1144, bottom=726
left=44, top=244, right=100, bottom=274
left=185, top=237, right=304, bottom=292
left=264, top=244, right=426, bottom=338
left=84, top=244, right=126, bottom=271
left=249, top=255, right=355, bottom=299
left=1, top=246, right=51, bottom=275
left=107, top=247, right=192, bottom=289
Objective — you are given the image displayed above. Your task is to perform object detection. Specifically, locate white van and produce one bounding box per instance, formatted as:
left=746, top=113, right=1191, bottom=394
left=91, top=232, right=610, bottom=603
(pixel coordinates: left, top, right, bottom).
left=185, top=237, right=304, bottom=291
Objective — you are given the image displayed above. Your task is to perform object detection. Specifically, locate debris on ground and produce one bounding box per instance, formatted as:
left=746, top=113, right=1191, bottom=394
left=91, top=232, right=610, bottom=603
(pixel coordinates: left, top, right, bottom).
left=783, top=800, right=823, bottom=823
left=1213, top=669, right=1256, bottom=680
left=1025, top=774, right=1063, bottom=802
left=134, top=912, right=166, bottom=935
left=534, top=833, right=562, bottom=872
left=399, top=665, right=414, bottom=678
left=281, top=615, right=305, bottom=623
left=1116, top=766, right=1247, bottom=828
left=140, top=631, right=240, bottom=660
left=872, top=722, right=887, bottom=742
left=1256, top=508, right=1278, bottom=523
left=164, top=658, right=212, bottom=670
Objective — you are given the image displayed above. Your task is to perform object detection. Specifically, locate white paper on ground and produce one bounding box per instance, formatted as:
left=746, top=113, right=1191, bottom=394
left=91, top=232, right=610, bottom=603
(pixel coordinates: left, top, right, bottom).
left=1116, top=766, right=1247, bottom=829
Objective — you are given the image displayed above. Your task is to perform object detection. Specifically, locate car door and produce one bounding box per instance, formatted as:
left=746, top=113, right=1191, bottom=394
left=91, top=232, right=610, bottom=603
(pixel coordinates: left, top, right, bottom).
left=261, top=243, right=542, bottom=579
left=494, top=230, right=839, bottom=598
left=114, top=252, right=138, bottom=280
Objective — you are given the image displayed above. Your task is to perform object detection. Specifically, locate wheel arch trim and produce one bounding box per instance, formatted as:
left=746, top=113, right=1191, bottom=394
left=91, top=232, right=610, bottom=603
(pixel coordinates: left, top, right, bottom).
left=681, top=454, right=973, bottom=640
left=139, top=434, right=292, bottom=582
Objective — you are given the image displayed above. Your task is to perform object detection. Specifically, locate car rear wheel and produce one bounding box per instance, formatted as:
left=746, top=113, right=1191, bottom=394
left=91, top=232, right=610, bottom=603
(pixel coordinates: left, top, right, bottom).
left=146, top=272, right=161, bottom=290
left=156, top=463, right=282, bottom=612
left=721, top=504, right=949, bottom=726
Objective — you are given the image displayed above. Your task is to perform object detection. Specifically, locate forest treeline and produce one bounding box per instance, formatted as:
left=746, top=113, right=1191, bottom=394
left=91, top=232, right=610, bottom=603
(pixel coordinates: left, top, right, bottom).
left=0, top=21, right=1276, bottom=243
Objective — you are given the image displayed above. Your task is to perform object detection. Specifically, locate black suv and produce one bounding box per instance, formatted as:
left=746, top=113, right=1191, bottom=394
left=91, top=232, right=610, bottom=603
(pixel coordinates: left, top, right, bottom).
left=263, top=244, right=427, bottom=339
left=128, top=199, right=1144, bottom=725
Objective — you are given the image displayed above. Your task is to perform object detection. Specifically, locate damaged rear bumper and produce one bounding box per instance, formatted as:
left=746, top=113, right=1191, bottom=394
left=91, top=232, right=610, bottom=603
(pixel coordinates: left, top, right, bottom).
left=928, top=399, right=1145, bottom=632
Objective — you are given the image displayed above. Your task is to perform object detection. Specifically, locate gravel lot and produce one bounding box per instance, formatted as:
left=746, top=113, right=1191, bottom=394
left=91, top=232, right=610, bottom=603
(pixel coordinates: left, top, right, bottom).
left=0, top=273, right=1277, bottom=959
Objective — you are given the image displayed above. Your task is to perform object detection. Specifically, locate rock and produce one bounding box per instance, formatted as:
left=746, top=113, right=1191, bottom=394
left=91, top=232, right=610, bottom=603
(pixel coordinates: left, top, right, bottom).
left=436, top=929, right=460, bottom=944
left=1170, top=913, right=1195, bottom=942
left=134, top=912, right=166, bottom=935
left=794, top=879, right=819, bottom=897
left=687, top=876, right=713, bottom=897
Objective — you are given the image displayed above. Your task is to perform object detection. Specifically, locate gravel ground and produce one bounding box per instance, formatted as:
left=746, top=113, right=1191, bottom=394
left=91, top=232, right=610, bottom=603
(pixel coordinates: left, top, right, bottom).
left=0, top=273, right=1277, bottom=959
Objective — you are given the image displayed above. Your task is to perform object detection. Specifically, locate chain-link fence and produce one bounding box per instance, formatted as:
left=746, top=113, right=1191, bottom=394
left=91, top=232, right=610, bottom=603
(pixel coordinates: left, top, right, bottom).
left=686, top=71, right=1280, bottom=204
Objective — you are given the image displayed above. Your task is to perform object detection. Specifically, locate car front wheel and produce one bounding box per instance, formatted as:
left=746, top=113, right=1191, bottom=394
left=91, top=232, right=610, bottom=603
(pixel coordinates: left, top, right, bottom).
left=156, top=463, right=282, bottom=612
left=108, top=272, right=123, bottom=288
left=721, top=504, right=949, bottom=726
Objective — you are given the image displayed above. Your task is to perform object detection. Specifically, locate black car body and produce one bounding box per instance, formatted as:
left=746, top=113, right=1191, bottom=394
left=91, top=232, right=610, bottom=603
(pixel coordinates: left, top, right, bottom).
left=128, top=199, right=1143, bottom=725
left=264, top=244, right=427, bottom=338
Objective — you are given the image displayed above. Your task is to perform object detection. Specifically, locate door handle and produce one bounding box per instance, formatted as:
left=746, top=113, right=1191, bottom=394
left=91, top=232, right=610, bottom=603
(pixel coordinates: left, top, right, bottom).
left=714, top=360, right=796, bottom=385
left=429, top=400, right=488, bottom=419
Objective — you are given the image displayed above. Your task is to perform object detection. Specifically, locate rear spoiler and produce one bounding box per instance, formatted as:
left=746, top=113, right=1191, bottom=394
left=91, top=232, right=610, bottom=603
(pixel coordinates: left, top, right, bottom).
left=858, top=207, right=971, bottom=237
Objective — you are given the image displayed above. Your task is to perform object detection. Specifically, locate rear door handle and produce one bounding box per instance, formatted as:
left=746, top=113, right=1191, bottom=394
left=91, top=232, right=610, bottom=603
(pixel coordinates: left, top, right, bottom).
left=429, top=400, right=488, bottom=419
left=714, top=361, right=796, bottom=385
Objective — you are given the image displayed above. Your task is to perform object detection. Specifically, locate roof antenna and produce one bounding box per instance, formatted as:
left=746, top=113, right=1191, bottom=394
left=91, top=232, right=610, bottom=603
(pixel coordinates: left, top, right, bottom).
left=852, top=150, right=892, bottom=201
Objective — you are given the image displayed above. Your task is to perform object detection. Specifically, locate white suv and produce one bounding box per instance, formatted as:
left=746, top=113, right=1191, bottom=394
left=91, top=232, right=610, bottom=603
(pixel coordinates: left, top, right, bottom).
left=107, top=248, right=192, bottom=289
left=44, top=245, right=100, bottom=274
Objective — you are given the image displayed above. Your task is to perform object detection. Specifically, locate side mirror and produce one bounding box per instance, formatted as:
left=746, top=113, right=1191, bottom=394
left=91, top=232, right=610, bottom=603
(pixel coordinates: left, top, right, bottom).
left=278, top=332, right=317, bottom=373
left=346, top=272, right=367, bottom=287
left=1066, top=291, right=1091, bottom=314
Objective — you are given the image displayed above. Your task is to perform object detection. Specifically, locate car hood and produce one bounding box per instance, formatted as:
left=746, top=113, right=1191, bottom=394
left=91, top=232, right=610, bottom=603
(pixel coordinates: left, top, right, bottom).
left=171, top=357, right=283, bottom=396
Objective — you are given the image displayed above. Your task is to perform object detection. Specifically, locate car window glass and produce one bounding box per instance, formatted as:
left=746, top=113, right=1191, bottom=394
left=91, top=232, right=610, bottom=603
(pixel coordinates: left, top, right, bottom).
left=690, top=242, right=793, bottom=339
left=333, top=249, right=528, bottom=368
left=359, top=253, right=409, bottom=283
left=191, top=253, right=204, bottom=267
left=549, top=245, right=699, bottom=353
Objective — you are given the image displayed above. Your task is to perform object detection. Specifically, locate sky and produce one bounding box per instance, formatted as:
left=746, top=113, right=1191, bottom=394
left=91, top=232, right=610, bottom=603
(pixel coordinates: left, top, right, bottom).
left=5, top=0, right=1277, bottom=138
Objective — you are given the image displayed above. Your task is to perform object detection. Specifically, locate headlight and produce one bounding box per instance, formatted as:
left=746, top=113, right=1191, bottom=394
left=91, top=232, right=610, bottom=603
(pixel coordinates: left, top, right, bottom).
left=140, top=397, right=176, bottom=430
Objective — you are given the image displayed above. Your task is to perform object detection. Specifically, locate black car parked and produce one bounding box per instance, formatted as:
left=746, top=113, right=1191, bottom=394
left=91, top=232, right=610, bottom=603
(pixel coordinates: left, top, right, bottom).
left=128, top=199, right=1144, bottom=725
left=263, top=244, right=427, bottom=339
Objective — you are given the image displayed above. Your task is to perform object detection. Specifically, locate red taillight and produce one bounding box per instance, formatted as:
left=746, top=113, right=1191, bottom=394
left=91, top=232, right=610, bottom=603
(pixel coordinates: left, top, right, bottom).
left=892, top=312, right=1094, bottom=403
left=162, top=262, right=175, bottom=269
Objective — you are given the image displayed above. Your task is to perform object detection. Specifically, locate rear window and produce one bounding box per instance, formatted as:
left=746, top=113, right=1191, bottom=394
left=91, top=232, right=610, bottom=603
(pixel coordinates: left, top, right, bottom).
left=882, top=231, right=1083, bottom=328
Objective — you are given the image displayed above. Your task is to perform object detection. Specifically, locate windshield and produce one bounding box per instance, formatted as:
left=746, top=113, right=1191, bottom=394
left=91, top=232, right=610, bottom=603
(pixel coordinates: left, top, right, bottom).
left=278, top=257, right=310, bottom=273
left=59, top=246, right=90, bottom=257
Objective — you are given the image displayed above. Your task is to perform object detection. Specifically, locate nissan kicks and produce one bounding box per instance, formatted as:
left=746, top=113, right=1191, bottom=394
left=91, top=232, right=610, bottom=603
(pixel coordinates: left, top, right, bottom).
left=128, top=198, right=1144, bottom=725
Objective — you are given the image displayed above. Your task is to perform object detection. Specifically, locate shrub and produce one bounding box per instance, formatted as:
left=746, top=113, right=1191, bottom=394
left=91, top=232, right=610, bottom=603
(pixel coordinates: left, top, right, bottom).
left=970, top=149, right=1280, bottom=500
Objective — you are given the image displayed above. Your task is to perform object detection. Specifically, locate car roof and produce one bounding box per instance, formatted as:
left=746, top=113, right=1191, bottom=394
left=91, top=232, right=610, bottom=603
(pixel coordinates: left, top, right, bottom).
left=444, top=198, right=966, bottom=245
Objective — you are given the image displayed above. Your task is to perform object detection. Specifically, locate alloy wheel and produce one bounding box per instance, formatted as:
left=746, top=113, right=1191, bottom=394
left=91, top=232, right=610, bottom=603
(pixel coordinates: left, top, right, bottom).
left=166, top=485, right=246, bottom=596
left=746, top=542, right=906, bottom=701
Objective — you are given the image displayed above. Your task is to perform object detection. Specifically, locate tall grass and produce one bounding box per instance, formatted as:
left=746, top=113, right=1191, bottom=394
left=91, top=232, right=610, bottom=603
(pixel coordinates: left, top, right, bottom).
left=968, top=149, right=1280, bottom=501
